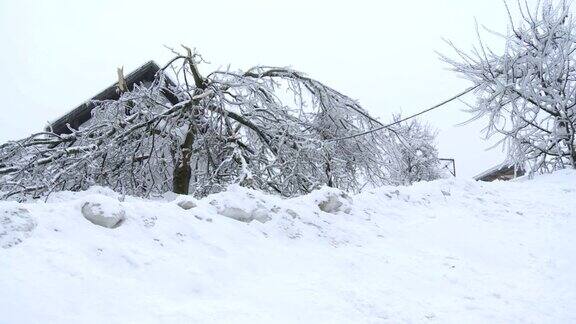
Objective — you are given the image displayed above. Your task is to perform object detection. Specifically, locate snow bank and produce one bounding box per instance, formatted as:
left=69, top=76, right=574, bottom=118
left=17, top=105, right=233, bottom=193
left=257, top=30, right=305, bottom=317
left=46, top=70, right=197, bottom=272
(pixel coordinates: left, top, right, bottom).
left=1, top=171, right=576, bottom=323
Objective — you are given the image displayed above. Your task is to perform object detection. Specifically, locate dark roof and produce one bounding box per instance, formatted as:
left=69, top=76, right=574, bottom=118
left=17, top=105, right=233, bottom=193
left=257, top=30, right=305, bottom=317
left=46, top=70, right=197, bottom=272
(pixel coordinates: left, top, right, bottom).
left=474, top=163, right=525, bottom=182
left=48, top=61, right=178, bottom=134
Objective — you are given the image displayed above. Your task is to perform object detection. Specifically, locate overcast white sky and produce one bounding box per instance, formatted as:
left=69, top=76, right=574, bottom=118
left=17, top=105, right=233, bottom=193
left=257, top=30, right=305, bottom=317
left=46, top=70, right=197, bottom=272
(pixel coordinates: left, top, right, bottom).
left=0, top=0, right=541, bottom=177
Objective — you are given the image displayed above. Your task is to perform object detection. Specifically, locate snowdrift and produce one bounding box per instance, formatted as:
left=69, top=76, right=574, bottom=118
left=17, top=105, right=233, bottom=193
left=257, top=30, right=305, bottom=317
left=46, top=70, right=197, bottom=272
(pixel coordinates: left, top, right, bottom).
left=1, top=171, right=576, bottom=323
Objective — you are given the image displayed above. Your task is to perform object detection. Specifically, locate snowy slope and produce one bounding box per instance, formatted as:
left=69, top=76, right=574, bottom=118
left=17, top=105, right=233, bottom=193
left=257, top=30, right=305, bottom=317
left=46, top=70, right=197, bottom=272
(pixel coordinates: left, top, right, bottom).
left=1, top=171, right=575, bottom=323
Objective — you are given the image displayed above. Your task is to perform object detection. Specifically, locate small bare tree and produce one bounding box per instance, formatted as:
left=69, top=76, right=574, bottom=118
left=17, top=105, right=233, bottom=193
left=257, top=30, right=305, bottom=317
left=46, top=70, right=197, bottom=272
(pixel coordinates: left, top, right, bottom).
left=0, top=48, right=413, bottom=200
left=386, top=116, right=442, bottom=185
left=441, top=0, right=576, bottom=173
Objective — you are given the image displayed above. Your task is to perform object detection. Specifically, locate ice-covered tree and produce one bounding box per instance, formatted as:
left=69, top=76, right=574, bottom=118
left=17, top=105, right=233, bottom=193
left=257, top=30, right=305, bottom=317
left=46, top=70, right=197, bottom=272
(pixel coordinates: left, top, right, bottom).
left=386, top=116, right=442, bottom=185
left=441, top=0, right=576, bottom=173
left=0, top=48, right=423, bottom=200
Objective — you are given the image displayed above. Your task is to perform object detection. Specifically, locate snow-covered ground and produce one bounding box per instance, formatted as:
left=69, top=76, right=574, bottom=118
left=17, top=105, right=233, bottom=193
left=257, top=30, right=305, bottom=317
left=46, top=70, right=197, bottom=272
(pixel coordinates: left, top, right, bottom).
left=1, top=171, right=575, bottom=323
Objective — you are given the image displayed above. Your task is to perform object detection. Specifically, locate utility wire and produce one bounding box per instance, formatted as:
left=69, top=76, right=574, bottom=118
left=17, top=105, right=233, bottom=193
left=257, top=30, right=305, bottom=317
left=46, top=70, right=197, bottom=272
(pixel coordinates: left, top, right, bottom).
left=328, top=85, right=479, bottom=142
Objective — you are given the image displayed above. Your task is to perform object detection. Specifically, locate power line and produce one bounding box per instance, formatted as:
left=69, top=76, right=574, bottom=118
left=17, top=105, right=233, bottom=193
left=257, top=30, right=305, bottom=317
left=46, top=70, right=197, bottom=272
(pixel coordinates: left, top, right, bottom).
left=328, top=85, right=479, bottom=142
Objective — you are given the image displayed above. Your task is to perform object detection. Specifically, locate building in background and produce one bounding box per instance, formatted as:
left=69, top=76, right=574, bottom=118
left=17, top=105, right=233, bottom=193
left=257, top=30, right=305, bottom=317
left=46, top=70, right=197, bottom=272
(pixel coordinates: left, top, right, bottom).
left=47, top=61, right=177, bottom=134
left=474, top=163, right=525, bottom=182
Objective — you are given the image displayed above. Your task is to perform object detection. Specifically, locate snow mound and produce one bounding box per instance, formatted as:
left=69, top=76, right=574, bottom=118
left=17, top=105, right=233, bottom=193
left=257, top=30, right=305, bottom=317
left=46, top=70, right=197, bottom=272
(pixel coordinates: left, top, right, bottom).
left=1, top=170, right=576, bottom=323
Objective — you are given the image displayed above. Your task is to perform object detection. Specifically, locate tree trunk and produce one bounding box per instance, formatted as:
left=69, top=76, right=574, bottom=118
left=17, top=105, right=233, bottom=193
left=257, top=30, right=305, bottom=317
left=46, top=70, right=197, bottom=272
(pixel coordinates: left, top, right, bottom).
left=172, top=50, right=205, bottom=195
left=172, top=125, right=195, bottom=194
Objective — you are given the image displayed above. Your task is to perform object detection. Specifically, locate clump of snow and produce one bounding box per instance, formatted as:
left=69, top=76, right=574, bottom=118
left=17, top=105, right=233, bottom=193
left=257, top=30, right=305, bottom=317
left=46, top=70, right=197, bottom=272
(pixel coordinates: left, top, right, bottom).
left=208, top=185, right=275, bottom=223
left=216, top=206, right=271, bottom=223
left=218, top=206, right=252, bottom=222
left=306, top=187, right=353, bottom=214
left=0, top=205, right=35, bottom=248
left=176, top=200, right=197, bottom=210
left=1, top=170, right=576, bottom=323
left=250, top=207, right=271, bottom=223
left=80, top=196, right=125, bottom=229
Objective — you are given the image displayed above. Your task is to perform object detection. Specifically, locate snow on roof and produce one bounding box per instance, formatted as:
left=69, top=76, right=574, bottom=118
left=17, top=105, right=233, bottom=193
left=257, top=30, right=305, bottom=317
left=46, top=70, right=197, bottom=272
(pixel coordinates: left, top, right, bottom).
left=473, top=162, right=511, bottom=181
left=47, top=61, right=170, bottom=134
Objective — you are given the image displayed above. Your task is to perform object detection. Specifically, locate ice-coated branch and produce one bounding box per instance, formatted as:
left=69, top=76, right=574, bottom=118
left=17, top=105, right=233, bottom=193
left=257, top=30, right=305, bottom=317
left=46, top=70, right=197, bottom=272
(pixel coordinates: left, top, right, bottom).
left=0, top=49, right=442, bottom=200
left=441, top=0, right=576, bottom=173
